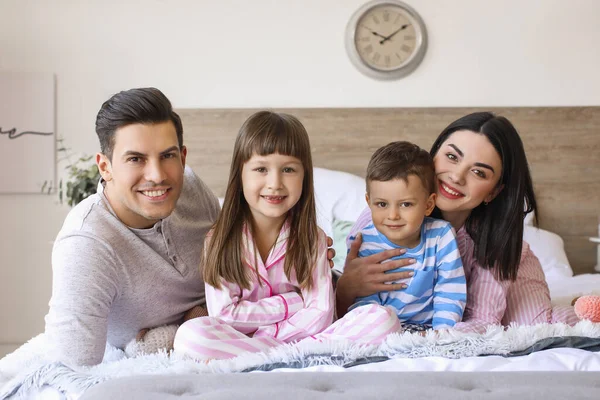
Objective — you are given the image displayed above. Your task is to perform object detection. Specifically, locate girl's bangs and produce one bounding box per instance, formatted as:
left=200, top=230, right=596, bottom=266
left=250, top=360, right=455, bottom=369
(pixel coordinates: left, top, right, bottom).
left=244, top=126, right=307, bottom=161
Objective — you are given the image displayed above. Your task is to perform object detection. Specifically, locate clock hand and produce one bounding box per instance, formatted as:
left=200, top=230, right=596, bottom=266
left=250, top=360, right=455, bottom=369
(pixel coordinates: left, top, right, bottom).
left=379, top=24, right=410, bottom=44
left=360, top=24, right=388, bottom=40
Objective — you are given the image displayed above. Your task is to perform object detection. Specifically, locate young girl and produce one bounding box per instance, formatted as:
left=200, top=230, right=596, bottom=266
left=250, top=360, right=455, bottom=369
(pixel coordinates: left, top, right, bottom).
left=175, top=112, right=404, bottom=360
left=173, top=111, right=334, bottom=360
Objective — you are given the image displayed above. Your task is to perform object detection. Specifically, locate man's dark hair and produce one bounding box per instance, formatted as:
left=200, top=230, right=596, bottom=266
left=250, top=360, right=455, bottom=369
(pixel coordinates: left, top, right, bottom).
left=95, top=87, right=183, bottom=160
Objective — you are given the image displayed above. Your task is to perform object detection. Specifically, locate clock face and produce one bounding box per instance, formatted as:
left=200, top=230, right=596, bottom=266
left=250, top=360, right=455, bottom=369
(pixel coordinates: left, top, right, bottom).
left=346, top=1, right=427, bottom=79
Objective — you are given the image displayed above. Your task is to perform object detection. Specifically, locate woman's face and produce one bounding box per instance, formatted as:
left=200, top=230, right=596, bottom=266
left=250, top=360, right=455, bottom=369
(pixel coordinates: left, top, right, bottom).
left=433, top=130, right=503, bottom=215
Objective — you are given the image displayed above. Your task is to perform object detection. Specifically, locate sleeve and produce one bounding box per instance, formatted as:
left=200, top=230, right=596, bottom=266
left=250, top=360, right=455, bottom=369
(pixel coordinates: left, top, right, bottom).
left=452, top=259, right=510, bottom=334
left=254, top=231, right=335, bottom=342
left=345, top=207, right=372, bottom=250
left=185, top=165, right=221, bottom=221
left=431, top=226, right=467, bottom=329
left=44, top=233, right=120, bottom=367
left=502, top=241, right=557, bottom=325
left=349, top=293, right=383, bottom=311
left=205, top=281, right=304, bottom=334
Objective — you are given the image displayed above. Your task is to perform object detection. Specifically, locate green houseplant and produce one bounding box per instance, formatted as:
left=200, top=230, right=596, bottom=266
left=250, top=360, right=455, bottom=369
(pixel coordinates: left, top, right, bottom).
left=43, top=139, right=101, bottom=206
left=61, top=155, right=100, bottom=206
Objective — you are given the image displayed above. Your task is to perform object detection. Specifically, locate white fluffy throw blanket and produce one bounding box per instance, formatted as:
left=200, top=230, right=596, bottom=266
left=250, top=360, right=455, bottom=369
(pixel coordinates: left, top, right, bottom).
left=2, top=321, right=600, bottom=399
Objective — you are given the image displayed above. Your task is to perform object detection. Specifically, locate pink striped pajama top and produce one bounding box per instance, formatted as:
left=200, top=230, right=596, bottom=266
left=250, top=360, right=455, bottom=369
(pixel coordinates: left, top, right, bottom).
left=349, top=208, right=579, bottom=334
left=205, top=221, right=335, bottom=342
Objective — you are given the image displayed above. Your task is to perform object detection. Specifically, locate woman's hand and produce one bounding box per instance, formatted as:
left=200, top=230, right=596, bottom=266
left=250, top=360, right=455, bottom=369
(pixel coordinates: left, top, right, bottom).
left=326, top=235, right=335, bottom=268
left=336, top=233, right=415, bottom=317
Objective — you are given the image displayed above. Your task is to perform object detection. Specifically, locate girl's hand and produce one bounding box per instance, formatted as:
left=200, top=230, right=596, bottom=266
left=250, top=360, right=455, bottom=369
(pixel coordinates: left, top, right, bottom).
left=336, top=233, right=415, bottom=317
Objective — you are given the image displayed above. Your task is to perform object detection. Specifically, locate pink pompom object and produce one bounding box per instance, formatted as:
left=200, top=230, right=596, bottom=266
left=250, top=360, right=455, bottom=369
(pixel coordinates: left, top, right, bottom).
left=574, top=295, right=600, bottom=323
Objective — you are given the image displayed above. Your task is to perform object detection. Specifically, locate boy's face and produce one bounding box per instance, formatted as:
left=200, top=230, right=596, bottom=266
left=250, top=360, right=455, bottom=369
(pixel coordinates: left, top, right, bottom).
left=366, top=175, right=436, bottom=248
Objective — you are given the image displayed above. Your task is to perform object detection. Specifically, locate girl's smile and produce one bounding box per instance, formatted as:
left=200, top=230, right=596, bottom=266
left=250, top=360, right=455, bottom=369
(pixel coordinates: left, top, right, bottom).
left=261, top=195, right=287, bottom=204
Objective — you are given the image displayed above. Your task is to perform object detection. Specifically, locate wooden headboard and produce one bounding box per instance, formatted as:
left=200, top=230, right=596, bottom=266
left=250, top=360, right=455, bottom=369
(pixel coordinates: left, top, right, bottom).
left=177, top=107, right=600, bottom=275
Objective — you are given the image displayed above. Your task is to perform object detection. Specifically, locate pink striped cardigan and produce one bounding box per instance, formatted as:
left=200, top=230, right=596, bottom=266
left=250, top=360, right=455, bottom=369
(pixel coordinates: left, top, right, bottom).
left=205, top=221, right=335, bottom=342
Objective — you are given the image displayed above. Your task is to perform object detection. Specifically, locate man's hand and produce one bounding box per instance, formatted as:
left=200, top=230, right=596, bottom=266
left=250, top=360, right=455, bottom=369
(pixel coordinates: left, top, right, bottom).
left=133, top=305, right=209, bottom=348
left=336, top=233, right=415, bottom=317
left=136, top=328, right=150, bottom=341
left=183, top=305, right=209, bottom=322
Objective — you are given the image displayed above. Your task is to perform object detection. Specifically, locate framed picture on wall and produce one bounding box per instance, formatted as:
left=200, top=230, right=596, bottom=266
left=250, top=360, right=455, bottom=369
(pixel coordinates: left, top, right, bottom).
left=0, top=72, right=55, bottom=194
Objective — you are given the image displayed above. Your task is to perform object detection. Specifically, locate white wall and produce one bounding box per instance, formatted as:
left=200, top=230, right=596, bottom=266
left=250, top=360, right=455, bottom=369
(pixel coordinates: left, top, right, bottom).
left=1, top=0, right=599, bottom=352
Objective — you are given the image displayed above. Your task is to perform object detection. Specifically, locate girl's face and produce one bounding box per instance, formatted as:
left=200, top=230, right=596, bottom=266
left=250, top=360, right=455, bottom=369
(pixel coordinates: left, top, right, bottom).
left=241, top=152, right=305, bottom=228
left=433, top=130, right=503, bottom=219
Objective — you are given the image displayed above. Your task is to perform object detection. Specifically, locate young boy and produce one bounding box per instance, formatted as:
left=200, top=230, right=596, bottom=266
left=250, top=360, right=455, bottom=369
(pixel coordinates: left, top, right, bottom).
left=348, top=141, right=466, bottom=331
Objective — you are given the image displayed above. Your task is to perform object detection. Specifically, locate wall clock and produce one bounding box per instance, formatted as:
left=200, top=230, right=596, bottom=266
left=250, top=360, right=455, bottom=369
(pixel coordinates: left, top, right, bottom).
left=345, top=0, right=428, bottom=80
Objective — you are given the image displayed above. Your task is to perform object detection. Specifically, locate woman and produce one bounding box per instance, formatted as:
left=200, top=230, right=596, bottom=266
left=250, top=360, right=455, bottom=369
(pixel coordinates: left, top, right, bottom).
left=336, top=112, right=580, bottom=332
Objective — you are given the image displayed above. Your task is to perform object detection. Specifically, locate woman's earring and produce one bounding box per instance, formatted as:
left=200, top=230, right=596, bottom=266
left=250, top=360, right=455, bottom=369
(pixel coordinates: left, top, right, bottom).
left=483, top=201, right=489, bottom=206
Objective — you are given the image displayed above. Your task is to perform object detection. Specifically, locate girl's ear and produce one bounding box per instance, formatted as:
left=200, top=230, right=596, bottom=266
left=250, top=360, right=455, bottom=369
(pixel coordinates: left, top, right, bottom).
left=424, top=193, right=436, bottom=216
left=485, top=184, right=504, bottom=203
left=96, top=152, right=112, bottom=182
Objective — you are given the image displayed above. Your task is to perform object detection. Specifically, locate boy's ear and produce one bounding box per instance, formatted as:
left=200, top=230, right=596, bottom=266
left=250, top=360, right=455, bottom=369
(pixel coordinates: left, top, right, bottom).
left=365, top=193, right=370, bottom=205
left=96, top=152, right=112, bottom=182
left=424, top=193, right=436, bottom=216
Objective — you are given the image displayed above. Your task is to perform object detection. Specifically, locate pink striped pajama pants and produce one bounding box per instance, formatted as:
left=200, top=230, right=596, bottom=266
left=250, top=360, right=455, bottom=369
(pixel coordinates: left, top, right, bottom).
left=173, top=304, right=400, bottom=361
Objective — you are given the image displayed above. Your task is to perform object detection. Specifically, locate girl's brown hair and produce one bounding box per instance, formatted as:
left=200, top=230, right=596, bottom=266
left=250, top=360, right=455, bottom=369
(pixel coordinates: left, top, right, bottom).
left=203, top=111, right=318, bottom=290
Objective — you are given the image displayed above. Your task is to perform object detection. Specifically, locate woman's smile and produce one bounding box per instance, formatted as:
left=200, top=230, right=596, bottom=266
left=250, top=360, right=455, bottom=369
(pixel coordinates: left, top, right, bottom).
left=438, top=181, right=465, bottom=199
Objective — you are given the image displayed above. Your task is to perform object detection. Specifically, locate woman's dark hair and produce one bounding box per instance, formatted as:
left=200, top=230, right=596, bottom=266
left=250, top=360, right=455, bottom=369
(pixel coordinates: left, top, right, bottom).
left=95, top=87, right=183, bottom=160
left=430, top=112, right=537, bottom=281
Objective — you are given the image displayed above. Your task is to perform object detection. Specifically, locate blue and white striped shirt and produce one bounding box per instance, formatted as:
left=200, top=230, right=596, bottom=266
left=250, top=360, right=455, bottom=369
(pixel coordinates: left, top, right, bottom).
left=348, top=217, right=466, bottom=329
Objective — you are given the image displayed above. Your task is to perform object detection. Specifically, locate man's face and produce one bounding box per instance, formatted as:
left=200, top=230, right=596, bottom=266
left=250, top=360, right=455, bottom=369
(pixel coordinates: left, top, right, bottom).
left=96, top=121, right=186, bottom=229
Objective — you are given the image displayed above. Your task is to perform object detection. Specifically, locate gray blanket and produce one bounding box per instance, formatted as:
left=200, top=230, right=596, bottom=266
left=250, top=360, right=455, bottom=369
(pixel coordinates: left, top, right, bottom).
left=2, top=321, right=600, bottom=399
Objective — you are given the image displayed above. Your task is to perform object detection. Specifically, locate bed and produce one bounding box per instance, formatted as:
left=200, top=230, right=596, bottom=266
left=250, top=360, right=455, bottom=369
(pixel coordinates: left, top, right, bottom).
left=1, top=107, right=600, bottom=400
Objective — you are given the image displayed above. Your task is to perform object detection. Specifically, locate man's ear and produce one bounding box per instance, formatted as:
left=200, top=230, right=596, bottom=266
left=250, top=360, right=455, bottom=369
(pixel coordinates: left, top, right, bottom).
left=96, top=152, right=112, bottom=182
left=180, top=146, right=187, bottom=167
left=485, top=184, right=504, bottom=203
left=425, top=193, right=436, bottom=216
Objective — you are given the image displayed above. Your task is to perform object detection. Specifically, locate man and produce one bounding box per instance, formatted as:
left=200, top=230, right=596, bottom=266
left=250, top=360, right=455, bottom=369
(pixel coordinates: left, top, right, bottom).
left=44, top=88, right=220, bottom=366
left=44, top=87, right=342, bottom=367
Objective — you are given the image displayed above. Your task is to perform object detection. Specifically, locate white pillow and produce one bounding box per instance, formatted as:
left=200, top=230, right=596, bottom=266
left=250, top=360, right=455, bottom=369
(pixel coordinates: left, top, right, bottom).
left=523, top=225, right=574, bottom=280
left=313, top=167, right=366, bottom=238
left=523, top=210, right=536, bottom=226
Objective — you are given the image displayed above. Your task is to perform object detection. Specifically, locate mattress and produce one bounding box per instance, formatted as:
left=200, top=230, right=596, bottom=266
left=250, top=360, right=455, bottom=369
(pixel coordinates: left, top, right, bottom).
left=80, top=371, right=600, bottom=400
